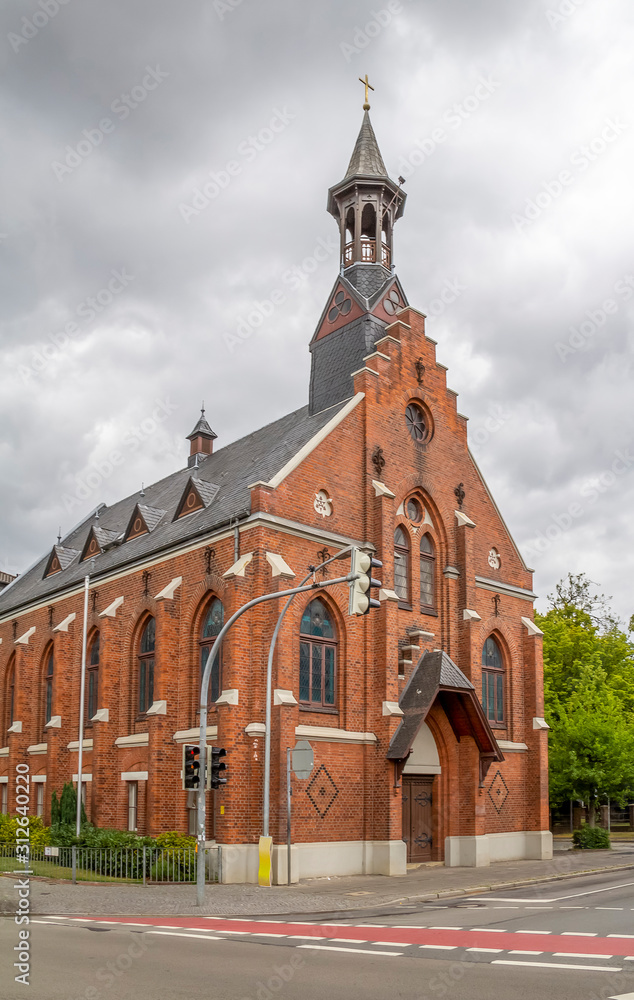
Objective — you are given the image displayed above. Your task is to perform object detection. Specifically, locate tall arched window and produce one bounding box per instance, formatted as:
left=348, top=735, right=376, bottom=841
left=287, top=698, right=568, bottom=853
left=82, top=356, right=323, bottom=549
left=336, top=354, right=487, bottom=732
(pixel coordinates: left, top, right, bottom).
left=4, top=656, right=15, bottom=733
left=299, top=599, right=337, bottom=709
left=481, top=636, right=505, bottom=726
left=44, top=648, right=54, bottom=725
left=394, top=526, right=410, bottom=607
left=420, top=534, right=436, bottom=610
left=200, top=598, right=224, bottom=706
left=138, top=618, right=155, bottom=714
left=87, top=632, right=100, bottom=722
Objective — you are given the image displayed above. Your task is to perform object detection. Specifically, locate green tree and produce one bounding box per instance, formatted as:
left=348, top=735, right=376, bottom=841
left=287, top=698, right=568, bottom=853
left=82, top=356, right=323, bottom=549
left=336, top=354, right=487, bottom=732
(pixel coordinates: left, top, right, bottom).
left=547, top=664, right=634, bottom=824
left=57, top=782, right=86, bottom=827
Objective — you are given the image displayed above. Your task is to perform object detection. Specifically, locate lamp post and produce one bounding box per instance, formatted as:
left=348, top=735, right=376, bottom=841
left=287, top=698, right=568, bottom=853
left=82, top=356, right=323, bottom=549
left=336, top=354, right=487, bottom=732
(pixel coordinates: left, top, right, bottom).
left=76, top=575, right=90, bottom=837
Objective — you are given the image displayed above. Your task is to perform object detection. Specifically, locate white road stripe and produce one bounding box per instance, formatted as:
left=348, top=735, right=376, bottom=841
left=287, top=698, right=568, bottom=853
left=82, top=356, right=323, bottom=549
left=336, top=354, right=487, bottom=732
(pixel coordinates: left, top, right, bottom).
left=419, top=945, right=457, bottom=950
left=522, top=930, right=552, bottom=934
left=249, top=933, right=288, bottom=938
left=561, top=931, right=597, bottom=936
left=609, top=935, right=634, bottom=939
left=297, top=945, right=402, bottom=956
left=493, top=960, right=622, bottom=972
left=467, top=947, right=503, bottom=953
left=596, top=907, right=623, bottom=911
left=373, top=941, right=414, bottom=948
left=288, top=935, right=327, bottom=940
left=472, top=928, right=507, bottom=933
left=608, top=992, right=634, bottom=998
left=509, top=950, right=544, bottom=955
left=469, top=881, right=634, bottom=904
left=554, top=952, right=613, bottom=960
left=146, top=932, right=222, bottom=941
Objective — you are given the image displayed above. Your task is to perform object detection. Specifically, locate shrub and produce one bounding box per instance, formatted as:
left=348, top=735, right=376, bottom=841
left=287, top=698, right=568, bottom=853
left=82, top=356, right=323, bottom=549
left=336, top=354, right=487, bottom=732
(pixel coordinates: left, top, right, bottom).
left=573, top=825, right=611, bottom=849
left=0, top=815, right=51, bottom=848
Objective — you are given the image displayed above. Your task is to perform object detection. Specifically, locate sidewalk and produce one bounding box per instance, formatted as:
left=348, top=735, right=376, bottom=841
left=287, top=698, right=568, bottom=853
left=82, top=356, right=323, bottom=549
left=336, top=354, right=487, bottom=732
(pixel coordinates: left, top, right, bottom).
left=3, top=846, right=633, bottom=917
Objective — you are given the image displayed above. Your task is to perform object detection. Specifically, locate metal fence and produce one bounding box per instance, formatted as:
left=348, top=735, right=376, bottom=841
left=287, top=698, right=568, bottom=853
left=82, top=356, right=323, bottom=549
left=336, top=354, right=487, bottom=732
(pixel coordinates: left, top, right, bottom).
left=0, top=844, right=221, bottom=884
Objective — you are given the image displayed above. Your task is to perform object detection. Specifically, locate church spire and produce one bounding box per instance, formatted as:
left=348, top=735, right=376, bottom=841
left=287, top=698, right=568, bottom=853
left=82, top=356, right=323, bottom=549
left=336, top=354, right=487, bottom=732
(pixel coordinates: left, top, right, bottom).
left=345, top=110, right=389, bottom=179
left=186, top=405, right=217, bottom=468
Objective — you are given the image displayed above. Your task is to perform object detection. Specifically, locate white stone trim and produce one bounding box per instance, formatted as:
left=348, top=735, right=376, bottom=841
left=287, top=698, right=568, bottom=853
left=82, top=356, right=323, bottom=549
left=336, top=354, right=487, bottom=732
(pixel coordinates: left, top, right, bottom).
left=223, top=553, right=253, bottom=578
left=362, top=351, right=390, bottom=362
left=379, top=588, right=399, bottom=602
left=27, top=743, right=48, bottom=755
left=409, top=629, right=435, bottom=640
left=216, top=689, right=239, bottom=706
left=53, top=612, right=76, bottom=632
left=463, top=609, right=481, bottom=621
left=44, top=715, right=62, bottom=729
left=16, top=626, right=36, bottom=645
left=121, top=770, right=148, bottom=781
left=72, top=773, right=92, bottom=782
left=522, top=616, right=544, bottom=635
left=172, top=726, right=217, bottom=744
left=445, top=830, right=553, bottom=867
left=91, top=708, right=109, bottom=723
left=375, top=333, right=404, bottom=345
left=372, top=480, right=396, bottom=498
left=146, top=700, right=167, bottom=716
left=267, top=393, right=365, bottom=489
left=0, top=747, right=8, bottom=757
left=154, top=576, right=182, bottom=600
left=533, top=717, right=550, bottom=730
left=32, top=774, right=46, bottom=783
left=115, top=733, right=149, bottom=748
left=476, top=578, right=537, bottom=602
left=443, top=566, right=460, bottom=580
left=99, top=596, right=124, bottom=618
left=8, top=721, right=22, bottom=734
left=274, top=689, right=298, bottom=706
left=266, top=553, right=295, bottom=578
left=455, top=511, right=476, bottom=528
left=382, top=701, right=403, bottom=717
left=0, top=775, right=8, bottom=782
left=245, top=722, right=265, bottom=736
left=218, top=838, right=406, bottom=884
left=295, top=724, right=377, bottom=744
left=496, top=740, right=529, bottom=752
left=350, top=366, right=380, bottom=378
left=66, top=739, right=93, bottom=751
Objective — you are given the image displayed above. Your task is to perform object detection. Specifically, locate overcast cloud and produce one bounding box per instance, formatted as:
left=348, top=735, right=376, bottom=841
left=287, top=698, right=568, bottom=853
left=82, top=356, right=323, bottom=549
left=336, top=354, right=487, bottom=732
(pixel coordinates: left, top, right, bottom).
left=1, top=0, right=633, bottom=623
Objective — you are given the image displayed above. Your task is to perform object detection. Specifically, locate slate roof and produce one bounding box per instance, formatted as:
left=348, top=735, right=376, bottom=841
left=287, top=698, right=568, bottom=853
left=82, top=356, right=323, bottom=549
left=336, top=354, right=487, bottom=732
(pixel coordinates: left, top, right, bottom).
left=0, top=401, right=349, bottom=618
left=187, top=410, right=217, bottom=441
left=387, top=650, right=503, bottom=762
left=345, top=111, right=389, bottom=179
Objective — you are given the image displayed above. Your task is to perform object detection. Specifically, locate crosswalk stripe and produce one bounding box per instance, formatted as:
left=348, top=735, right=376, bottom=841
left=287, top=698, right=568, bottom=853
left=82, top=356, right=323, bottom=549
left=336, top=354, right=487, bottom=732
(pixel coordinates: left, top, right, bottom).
left=494, top=960, right=622, bottom=972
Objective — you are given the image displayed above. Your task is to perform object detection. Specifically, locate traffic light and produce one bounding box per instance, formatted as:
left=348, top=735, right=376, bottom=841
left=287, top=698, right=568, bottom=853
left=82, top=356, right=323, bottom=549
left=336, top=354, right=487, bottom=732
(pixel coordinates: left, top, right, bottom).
left=182, top=744, right=202, bottom=791
left=348, top=547, right=382, bottom=615
left=208, top=746, right=228, bottom=789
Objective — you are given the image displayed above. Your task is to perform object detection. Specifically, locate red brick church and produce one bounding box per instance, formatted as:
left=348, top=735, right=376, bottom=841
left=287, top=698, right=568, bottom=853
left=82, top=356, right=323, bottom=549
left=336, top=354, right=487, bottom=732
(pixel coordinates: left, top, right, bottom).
left=0, top=100, right=551, bottom=881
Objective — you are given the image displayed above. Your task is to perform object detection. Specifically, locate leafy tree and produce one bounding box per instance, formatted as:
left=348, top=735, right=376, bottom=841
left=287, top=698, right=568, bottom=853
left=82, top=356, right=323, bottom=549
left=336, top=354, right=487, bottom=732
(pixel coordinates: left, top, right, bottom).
left=547, top=664, right=634, bottom=824
left=57, top=782, right=86, bottom=828
left=548, top=572, right=619, bottom=633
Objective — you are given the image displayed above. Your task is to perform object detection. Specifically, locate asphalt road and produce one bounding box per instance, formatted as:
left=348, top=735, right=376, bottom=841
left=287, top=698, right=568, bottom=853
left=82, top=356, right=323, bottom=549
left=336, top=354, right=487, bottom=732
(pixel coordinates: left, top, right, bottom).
left=3, top=870, right=634, bottom=999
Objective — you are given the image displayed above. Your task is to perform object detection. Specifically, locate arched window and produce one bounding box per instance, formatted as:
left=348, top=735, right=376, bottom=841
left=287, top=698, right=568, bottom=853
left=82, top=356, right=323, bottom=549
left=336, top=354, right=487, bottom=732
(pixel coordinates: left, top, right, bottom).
left=44, top=648, right=54, bottom=725
left=420, top=534, right=436, bottom=610
left=138, top=618, right=155, bottom=714
left=299, top=599, right=337, bottom=709
left=481, top=636, right=505, bottom=725
left=87, top=633, right=100, bottom=722
left=394, top=526, right=410, bottom=607
left=200, top=598, right=224, bottom=706
left=4, top=656, right=15, bottom=733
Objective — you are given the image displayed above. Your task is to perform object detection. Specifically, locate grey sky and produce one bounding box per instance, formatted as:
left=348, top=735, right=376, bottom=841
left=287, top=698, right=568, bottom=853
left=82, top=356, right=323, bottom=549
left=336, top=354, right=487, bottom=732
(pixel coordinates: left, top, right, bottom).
left=1, top=0, right=633, bottom=623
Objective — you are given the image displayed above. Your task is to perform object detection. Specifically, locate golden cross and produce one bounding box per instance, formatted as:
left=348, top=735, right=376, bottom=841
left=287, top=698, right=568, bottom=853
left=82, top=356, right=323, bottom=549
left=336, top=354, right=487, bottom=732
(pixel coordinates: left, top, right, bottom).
left=358, top=74, right=374, bottom=110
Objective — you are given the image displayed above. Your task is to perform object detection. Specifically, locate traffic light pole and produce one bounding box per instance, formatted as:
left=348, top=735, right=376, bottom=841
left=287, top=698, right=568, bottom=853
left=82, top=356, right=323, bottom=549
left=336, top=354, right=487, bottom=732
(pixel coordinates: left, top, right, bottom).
left=196, top=569, right=357, bottom=906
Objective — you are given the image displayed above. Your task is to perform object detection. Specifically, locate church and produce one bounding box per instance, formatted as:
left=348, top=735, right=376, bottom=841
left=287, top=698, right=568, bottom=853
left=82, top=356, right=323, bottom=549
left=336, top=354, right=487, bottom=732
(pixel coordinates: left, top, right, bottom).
left=0, top=91, right=551, bottom=882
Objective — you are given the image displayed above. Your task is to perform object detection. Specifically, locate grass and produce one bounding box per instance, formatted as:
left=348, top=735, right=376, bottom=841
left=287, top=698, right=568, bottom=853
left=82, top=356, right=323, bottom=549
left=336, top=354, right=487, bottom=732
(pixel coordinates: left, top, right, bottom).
left=0, top=855, right=141, bottom=882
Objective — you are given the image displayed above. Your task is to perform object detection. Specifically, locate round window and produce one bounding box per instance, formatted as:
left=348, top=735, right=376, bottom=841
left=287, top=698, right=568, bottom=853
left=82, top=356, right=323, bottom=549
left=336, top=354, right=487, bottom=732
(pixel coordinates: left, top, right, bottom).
left=327, top=289, right=352, bottom=323
left=406, top=497, right=423, bottom=523
left=405, top=402, right=429, bottom=443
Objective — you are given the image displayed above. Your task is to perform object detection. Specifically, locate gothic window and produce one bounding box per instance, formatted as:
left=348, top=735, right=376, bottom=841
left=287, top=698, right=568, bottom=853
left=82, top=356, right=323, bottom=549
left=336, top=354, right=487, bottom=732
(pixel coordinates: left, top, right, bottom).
left=299, top=599, right=337, bottom=709
left=200, top=598, right=224, bottom=706
left=87, top=633, right=100, bottom=722
left=138, top=618, right=155, bottom=715
left=481, top=636, right=505, bottom=726
left=405, top=402, right=428, bottom=443
left=4, top=656, right=15, bottom=732
left=420, top=534, right=436, bottom=610
left=394, top=526, right=411, bottom=607
left=44, top=648, right=54, bottom=725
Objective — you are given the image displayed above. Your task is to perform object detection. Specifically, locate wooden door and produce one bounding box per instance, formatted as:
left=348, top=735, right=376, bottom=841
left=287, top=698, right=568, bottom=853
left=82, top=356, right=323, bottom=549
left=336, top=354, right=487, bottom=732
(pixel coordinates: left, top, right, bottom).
left=402, top=776, right=433, bottom=862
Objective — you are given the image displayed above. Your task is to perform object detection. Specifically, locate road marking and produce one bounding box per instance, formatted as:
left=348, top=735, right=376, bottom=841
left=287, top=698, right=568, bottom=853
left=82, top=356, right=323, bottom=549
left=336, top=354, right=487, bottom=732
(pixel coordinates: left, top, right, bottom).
left=468, top=882, right=634, bottom=904
left=523, top=930, right=552, bottom=934
left=525, top=906, right=553, bottom=909
left=471, top=928, right=507, bottom=933
left=288, top=935, right=326, bottom=940
left=597, top=907, right=624, bottom=911
left=609, top=935, right=634, bottom=939
left=249, top=933, right=288, bottom=938
left=429, top=926, right=461, bottom=930
left=330, top=938, right=370, bottom=943
left=467, top=947, right=503, bottom=953
left=554, top=952, right=614, bottom=960
left=493, top=960, right=622, bottom=972
left=373, top=941, right=413, bottom=948
left=419, top=944, right=457, bottom=950
left=562, top=931, right=597, bottom=936
left=608, top=993, right=634, bottom=998
left=146, top=932, right=222, bottom=941
left=297, top=944, right=402, bottom=956
left=509, top=950, right=544, bottom=955
left=215, top=930, right=248, bottom=935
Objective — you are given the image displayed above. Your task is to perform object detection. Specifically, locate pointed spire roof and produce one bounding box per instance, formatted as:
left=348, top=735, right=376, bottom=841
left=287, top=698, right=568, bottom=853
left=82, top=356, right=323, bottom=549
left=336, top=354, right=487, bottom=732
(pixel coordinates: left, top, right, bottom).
left=345, top=111, right=389, bottom=179
left=186, top=407, right=217, bottom=442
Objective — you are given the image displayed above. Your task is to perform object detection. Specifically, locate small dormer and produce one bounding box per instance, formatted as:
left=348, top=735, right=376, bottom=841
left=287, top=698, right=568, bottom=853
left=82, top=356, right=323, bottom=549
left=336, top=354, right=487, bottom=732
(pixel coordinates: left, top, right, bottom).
left=80, top=526, right=121, bottom=562
left=186, top=407, right=217, bottom=468
left=43, top=544, right=80, bottom=579
left=174, top=476, right=220, bottom=521
left=124, top=503, right=166, bottom=542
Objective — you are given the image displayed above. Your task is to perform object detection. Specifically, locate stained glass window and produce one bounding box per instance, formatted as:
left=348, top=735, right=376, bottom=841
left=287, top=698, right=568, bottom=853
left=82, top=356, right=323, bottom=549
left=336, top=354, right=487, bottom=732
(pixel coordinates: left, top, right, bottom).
left=299, top=600, right=337, bottom=708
